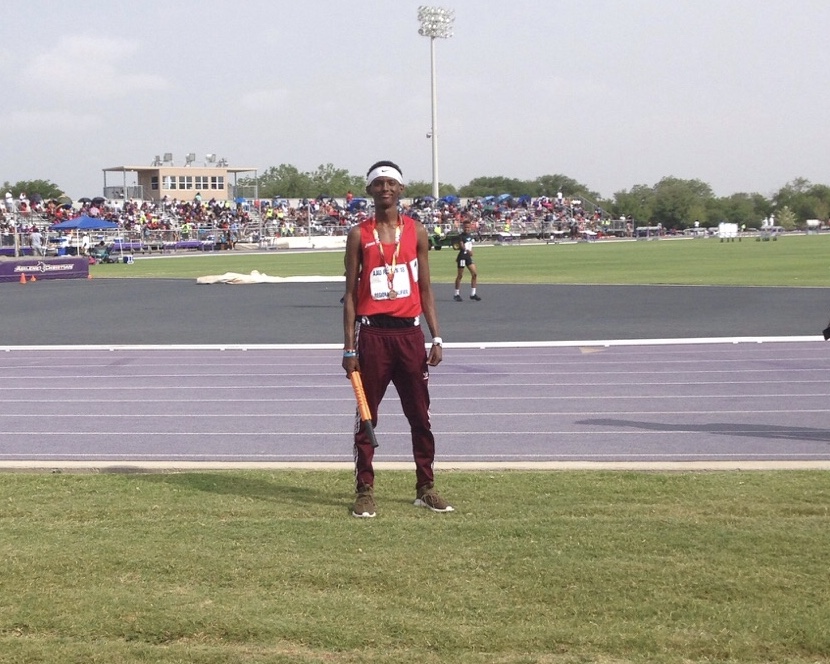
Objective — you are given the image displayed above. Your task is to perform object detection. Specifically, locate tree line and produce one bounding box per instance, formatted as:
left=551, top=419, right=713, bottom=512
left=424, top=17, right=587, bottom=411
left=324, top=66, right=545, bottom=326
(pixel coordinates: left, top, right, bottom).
left=5, top=168, right=829, bottom=230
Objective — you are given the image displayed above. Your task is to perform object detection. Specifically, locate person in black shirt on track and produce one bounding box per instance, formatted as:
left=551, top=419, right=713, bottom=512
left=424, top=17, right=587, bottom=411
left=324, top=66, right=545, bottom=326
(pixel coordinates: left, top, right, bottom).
left=453, top=220, right=481, bottom=302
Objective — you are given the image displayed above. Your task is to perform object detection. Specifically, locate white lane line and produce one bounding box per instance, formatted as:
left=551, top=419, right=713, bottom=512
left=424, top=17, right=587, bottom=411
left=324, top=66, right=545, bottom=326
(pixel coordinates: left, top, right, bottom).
left=4, top=391, right=827, bottom=400
left=1, top=409, right=829, bottom=417
left=0, top=335, right=822, bottom=353
left=0, top=429, right=826, bottom=437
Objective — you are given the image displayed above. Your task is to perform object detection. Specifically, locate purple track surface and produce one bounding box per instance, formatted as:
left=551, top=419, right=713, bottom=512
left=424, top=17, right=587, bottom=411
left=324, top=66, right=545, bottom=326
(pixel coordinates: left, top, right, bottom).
left=2, top=342, right=828, bottom=468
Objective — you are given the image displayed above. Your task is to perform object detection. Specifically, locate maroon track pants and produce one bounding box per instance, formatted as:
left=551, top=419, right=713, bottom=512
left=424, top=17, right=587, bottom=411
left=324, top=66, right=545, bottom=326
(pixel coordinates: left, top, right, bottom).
left=353, top=324, right=435, bottom=490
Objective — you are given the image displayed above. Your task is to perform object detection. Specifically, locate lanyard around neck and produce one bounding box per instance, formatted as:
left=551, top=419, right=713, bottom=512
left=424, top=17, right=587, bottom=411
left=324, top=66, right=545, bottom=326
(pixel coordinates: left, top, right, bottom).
left=371, top=217, right=402, bottom=290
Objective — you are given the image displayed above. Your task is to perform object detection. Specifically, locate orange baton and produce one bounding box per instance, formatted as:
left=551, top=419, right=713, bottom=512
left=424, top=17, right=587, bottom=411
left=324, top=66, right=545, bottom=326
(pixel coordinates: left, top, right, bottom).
left=349, top=370, right=379, bottom=448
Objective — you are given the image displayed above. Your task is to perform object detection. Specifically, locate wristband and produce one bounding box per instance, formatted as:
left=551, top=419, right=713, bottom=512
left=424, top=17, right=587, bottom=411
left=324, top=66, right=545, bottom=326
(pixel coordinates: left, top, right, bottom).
left=343, top=350, right=357, bottom=358
left=431, top=337, right=443, bottom=347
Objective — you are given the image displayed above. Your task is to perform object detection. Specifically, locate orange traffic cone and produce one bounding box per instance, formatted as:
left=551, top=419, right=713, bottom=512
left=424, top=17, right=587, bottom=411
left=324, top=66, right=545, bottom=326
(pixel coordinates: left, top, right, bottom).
left=29, top=274, right=37, bottom=282
left=19, top=272, right=26, bottom=284
left=87, top=272, right=93, bottom=279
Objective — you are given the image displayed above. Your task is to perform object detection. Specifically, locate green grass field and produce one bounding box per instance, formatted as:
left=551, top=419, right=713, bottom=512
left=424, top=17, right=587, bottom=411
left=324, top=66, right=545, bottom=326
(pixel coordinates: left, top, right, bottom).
left=90, top=234, right=830, bottom=287
left=4, top=234, right=830, bottom=662
left=2, top=471, right=829, bottom=663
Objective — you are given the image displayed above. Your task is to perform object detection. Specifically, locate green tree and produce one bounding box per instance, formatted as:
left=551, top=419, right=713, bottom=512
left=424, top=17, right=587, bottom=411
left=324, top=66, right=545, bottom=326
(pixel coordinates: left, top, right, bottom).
left=2, top=179, right=65, bottom=200
left=532, top=174, right=605, bottom=212
left=650, top=177, right=715, bottom=229
left=770, top=178, right=830, bottom=224
left=308, top=163, right=365, bottom=198
left=748, top=192, right=775, bottom=225
left=803, top=185, right=830, bottom=222
left=253, top=164, right=366, bottom=199
left=458, top=176, right=528, bottom=198
left=255, top=164, right=313, bottom=199
left=706, top=192, right=772, bottom=228
left=404, top=181, right=458, bottom=198
left=775, top=205, right=798, bottom=231
left=773, top=177, right=811, bottom=204
left=610, top=184, right=655, bottom=223
left=404, top=181, right=432, bottom=198
left=533, top=174, right=582, bottom=197
left=783, top=183, right=830, bottom=224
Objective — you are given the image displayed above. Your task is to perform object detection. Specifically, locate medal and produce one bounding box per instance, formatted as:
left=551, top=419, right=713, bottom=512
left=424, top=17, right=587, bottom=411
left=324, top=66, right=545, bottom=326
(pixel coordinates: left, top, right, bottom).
left=372, top=217, right=403, bottom=298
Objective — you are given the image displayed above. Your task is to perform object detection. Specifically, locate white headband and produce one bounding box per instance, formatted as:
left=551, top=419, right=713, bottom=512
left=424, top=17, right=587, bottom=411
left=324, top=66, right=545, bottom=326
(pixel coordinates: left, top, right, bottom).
left=366, top=165, right=403, bottom=185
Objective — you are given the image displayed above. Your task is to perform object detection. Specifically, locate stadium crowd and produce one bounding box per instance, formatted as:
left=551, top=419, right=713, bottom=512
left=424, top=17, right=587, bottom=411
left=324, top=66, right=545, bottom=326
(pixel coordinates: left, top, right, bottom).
left=2, top=188, right=627, bottom=257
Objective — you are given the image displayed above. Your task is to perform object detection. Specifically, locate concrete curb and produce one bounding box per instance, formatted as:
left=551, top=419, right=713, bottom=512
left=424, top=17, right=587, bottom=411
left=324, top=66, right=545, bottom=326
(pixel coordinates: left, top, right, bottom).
left=2, top=460, right=829, bottom=473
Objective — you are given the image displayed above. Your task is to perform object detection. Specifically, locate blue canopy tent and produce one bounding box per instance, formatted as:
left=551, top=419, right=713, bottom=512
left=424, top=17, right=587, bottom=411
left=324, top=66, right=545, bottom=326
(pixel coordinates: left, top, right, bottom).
left=50, top=216, right=119, bottom=231
left=50, top=216, right=120, bottom=256
left=348, top=198, right=369, bottom=213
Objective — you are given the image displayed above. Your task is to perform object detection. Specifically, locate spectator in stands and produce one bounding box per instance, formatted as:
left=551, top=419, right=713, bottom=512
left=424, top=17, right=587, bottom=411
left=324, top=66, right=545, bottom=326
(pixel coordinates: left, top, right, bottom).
left=30, top=227, right=45, bottom=256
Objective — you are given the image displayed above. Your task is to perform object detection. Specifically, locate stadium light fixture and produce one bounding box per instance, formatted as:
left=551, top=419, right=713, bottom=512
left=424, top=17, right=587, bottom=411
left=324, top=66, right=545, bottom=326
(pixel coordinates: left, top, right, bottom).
left=417, top=5, right=454, bottom=199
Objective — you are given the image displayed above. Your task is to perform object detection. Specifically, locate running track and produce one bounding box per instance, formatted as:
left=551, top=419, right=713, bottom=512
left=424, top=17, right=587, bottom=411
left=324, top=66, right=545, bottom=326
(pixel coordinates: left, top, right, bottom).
left=1, top=279, right=829, bottom=469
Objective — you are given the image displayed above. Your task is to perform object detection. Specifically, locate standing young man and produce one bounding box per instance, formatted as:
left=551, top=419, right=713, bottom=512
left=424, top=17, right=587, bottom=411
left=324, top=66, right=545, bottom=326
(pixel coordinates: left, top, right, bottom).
left=342, top=160, right=453, bottom=518
left=454, top=219, right=481, bottom=302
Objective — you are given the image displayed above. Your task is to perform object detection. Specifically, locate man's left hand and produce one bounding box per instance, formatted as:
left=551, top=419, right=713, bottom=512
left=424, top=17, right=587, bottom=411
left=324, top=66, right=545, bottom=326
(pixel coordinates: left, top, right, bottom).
left=427, top=345, right=442, bottom=367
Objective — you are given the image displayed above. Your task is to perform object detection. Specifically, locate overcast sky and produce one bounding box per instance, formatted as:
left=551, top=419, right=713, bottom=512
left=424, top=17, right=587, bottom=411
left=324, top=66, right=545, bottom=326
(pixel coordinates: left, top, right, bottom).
left=2, top=0, right=829, bottom=200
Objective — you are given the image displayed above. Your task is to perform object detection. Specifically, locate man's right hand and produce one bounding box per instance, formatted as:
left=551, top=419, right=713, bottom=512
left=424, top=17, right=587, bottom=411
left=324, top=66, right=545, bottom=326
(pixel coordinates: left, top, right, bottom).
left=342, top=355, right=359, bottom=376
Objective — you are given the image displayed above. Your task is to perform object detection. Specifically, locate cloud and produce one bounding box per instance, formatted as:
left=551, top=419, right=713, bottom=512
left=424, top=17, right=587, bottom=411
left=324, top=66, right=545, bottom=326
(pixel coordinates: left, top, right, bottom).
left=23, top=35, right=169, bottom=98
left=1, top=110, right=99, bottom=132
left=240, top=88, right=290, bottom=112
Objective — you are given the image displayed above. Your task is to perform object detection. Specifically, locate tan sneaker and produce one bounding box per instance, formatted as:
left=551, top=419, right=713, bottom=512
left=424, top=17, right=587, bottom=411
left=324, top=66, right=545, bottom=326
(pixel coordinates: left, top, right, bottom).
left=352, top=485, right=376, bottom=518
left=414, top=483, right=454, bottom=513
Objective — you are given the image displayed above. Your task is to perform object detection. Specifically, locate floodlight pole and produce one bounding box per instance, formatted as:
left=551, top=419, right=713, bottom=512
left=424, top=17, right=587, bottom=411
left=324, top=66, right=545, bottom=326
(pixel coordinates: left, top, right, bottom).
left=429, top=37, right=441, bottom=200
left=418, top=6, right=454, bottom=200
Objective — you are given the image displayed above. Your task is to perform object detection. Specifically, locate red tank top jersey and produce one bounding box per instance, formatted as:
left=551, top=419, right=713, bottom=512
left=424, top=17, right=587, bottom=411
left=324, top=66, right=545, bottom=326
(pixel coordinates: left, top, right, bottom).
left=356, top=215, right=422, bottom=318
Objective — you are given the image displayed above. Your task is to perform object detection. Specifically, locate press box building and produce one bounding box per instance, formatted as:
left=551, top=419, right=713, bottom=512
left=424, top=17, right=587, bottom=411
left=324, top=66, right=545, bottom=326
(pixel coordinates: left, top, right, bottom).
left=102, top=153, right=258, bottom=203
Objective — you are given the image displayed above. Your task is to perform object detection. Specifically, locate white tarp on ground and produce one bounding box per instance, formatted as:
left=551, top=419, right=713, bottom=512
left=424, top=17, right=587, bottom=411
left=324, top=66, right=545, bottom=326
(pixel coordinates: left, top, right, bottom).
left=197, top=270, right=345, bottom=285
